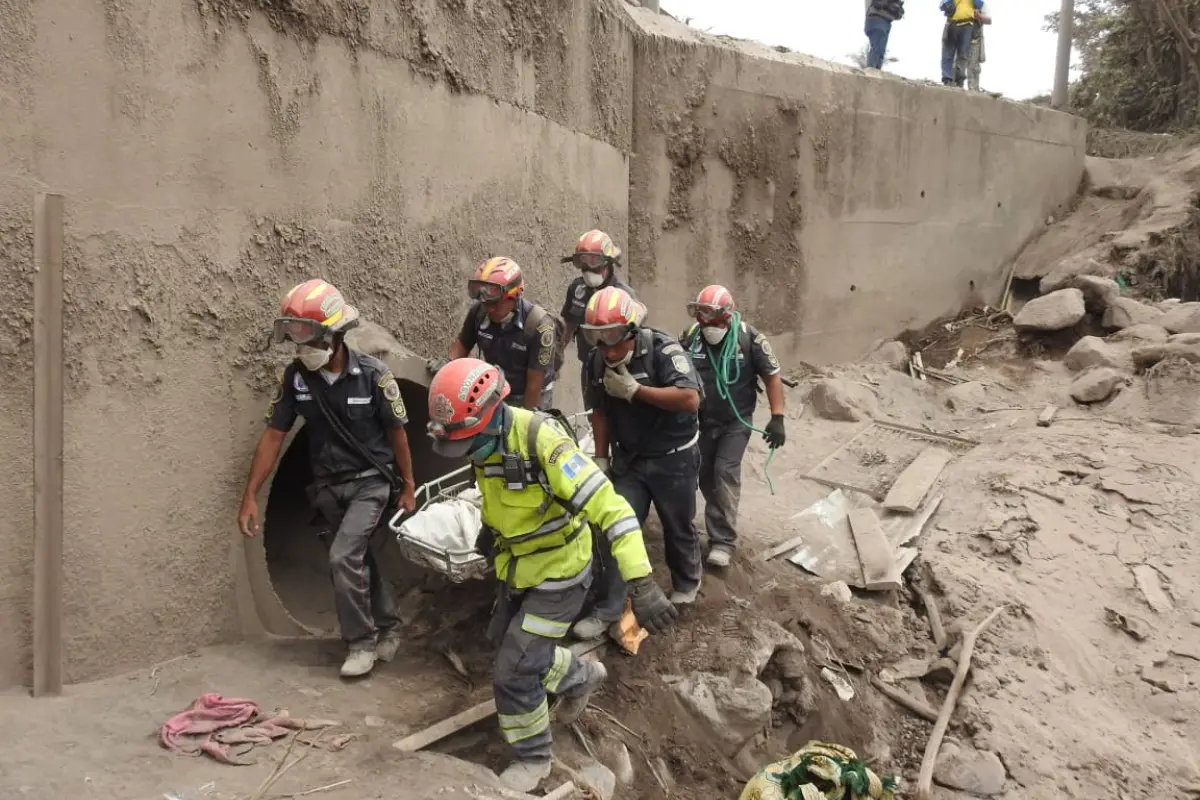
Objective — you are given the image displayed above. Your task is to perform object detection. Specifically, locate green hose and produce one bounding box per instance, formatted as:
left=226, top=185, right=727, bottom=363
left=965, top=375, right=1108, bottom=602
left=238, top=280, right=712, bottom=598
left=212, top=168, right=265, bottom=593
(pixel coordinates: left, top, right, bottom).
left=703, top=311, right=777, bottom=495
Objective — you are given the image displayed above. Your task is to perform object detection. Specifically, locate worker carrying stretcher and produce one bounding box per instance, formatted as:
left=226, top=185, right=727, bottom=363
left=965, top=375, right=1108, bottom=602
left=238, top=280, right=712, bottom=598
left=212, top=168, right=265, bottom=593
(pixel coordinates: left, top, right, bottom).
left=680, top=285, right=787, bottom=568
left=425, top=358, right=678, bottom=793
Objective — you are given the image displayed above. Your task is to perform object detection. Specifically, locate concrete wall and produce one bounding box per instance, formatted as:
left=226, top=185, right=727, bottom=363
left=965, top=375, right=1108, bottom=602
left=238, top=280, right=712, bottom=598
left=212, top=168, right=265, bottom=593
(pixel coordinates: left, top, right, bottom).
left=0, top=0, right=1084, bottom=688
left=624, top=11, right=1087, bottom=362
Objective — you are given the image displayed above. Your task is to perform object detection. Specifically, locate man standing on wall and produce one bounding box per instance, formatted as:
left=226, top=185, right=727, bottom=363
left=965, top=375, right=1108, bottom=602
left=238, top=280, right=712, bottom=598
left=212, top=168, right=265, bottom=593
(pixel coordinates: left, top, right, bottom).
left=438, top=257, right=559, bottom=411
left=961, top=1, right=991, bottom=91
left=571, top=287, right=704, bottom=640
left=680, top=285, right=786, bottom=568
left=238, top=279, right=417, bottom=678
left=559, top=230, right=637, bottom=407
left=941, top=0, right=983, bottom=87
left=864, top=0, right=904, bottom=70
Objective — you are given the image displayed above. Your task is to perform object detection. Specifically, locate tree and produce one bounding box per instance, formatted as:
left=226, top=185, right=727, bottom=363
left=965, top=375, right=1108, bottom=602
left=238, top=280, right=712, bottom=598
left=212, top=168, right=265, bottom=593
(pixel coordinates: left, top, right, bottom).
left=848, top=44, right=899, bottom=69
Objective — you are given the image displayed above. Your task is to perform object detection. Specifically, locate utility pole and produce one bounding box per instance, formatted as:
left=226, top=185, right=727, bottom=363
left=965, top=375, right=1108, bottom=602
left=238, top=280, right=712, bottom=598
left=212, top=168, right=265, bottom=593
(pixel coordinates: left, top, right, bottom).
left=1052, top=0, right=1074, bottom=108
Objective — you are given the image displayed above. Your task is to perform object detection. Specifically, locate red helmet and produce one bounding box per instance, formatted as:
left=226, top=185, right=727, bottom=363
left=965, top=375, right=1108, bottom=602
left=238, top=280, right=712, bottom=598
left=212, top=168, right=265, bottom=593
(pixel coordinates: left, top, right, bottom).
left=687, top=284, right=735, bottom=324
left=563, top=229, right=621, bottom=271
left=468, top=257, right=524, bottom=304
left=272, top=279, right=360, bottom=344
left=426, top=358, right=510, bottom=457
left=581, top=286, right=646, bottom=347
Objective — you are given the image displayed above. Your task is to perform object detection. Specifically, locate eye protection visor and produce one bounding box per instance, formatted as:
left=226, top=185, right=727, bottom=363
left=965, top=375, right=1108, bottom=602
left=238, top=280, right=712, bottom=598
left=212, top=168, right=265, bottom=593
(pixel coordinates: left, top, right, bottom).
left=272, top=317, right=328, bottom=345
left=581, top=323, right=636, bottom=348
left=563, top=252, right=612, bottom=271
left=686, top=301, right=731, bottom=324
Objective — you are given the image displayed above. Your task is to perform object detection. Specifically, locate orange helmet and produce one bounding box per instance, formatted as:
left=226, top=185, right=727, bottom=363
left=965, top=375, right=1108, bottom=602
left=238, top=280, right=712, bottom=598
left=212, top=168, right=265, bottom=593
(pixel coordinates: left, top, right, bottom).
left=272, top=279, right=360, bottom=345
left=562, top=229, right=621, bottom=271
left=687, top=284, right=735, bottom=325
left=426, top=358, right=511, bottom=457
left=468, top=257, right=524, bottom=304
left=581, top=286, right=646, bottom=347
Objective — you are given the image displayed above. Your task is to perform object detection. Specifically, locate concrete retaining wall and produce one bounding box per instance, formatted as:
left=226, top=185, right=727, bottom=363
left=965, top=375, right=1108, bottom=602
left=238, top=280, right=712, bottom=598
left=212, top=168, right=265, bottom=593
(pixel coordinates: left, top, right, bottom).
left=0, top=0, right=1084, bottom=688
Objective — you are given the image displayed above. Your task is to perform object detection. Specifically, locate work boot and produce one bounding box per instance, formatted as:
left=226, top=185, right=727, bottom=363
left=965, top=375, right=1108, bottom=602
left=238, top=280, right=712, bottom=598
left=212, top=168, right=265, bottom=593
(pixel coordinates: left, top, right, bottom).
left=498, top=759, right=552, bottom=792
left=669, top=583, right=701, bottom=606
left=552, top=661, right=608, bottom=726
left=339, top=648, right=377, bottom=678
left=571, top=616, right=609, bottom=640
left=706, top=545, right=732, bottom=568
left=375, top=630, right=403, bottom=663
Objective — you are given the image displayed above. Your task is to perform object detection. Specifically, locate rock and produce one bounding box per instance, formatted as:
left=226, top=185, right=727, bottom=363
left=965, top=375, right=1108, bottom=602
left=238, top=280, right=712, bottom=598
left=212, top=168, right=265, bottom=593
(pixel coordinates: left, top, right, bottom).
left=1160, top=302, right=1200, bottom=333
left=1071, top=274, right=1120, bottom=314
left=1109, top=324, right=1169, bottom=344
left=1140, top=665, right=1186, bottom=693
left=1069, top=368, right=1125, bottom=403
left=808, top=378, right=878, bottom=422
left=1013, top=288, right=1086, bottom=332
left=1157, top=298, right=1183, bottom=311
left=1168, top=332, right=1200, bottom=345
left=672, top=672, right=773, bottom=754
left=819, top=580, right=853, bottom=603
left=934, top=742, right=1008, bottom=795
left=742, top=617, right=805, bottom=677
left=1063, top=336, right=1129, bottom=372
left=773, top=648, right=808, bottom=681
left=1102, top=297, right=1163, bottom=330
left=364, top=715, right=386, bottom=727
left=765, top=677, right=784, bottom=701
left=944, top=381, right=988, bottom=411
left=863, top=340, right=909, bottom=371
left=1132, top=342, right=1200, bottom=370
left=596, top=740, right=635, bottom=786
left=579, top=760, right=616, bottom=800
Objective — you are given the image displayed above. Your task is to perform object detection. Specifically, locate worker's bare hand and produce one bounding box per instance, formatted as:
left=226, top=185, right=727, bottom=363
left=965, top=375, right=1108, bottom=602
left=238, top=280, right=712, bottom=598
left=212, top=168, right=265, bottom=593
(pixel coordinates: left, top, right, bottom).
left=398, top=485, right=417, bottom=514
left=237, top=497, right=260, bottom=538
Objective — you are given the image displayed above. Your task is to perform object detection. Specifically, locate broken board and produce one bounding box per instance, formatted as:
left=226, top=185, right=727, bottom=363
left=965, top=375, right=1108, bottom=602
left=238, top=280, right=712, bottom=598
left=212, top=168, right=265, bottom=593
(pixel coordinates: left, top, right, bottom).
left=882, top=447, right=953, bottom=513
left=847, top=507, right=899, bottom=590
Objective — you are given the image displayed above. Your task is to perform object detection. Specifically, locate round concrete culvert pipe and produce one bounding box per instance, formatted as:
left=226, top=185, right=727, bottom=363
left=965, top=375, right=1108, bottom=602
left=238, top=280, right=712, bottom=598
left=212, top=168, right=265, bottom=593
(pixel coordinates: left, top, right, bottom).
left=243, top=322, right=464, bottom=638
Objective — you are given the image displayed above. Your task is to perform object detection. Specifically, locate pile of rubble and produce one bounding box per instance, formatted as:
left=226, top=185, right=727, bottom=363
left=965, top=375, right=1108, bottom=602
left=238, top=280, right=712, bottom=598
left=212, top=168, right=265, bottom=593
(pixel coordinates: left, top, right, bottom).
left=1012, top=276, right=1200, bottom=407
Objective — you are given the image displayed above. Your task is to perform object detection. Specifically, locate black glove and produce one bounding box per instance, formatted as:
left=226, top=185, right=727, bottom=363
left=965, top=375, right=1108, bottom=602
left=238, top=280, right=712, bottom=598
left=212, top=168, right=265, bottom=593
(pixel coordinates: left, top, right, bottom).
left=629, top=577, right=679, bottom=635
left=475, top=525, right=497, bottom=559
left=764, top=414, right=786, bottom=449
left=426, top=357, right=449, bottom=374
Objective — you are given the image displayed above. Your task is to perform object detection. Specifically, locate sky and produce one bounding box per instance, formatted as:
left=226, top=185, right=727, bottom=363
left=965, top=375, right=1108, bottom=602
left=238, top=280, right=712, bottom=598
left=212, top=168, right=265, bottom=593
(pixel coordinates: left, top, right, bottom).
left=658, top=0, right=1067, bottom=100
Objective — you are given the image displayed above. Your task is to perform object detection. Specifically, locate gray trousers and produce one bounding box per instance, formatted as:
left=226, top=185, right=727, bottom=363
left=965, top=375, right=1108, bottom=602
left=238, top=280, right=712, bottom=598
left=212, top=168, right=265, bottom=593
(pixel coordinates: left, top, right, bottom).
left=698, top=422, right=752, bottom=551
left=488, top=581, right=593, bottom=761
left=311, top=475, right=400, bottom=650
left=593, top=446, right=702, bottom=620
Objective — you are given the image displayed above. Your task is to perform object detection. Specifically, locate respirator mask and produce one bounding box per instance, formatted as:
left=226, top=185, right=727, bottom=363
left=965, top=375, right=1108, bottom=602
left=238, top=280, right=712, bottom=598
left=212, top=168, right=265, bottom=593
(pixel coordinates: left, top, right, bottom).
left=296, top=344, right=333, bottom=371
left=701, top=326, right=728, bottom=346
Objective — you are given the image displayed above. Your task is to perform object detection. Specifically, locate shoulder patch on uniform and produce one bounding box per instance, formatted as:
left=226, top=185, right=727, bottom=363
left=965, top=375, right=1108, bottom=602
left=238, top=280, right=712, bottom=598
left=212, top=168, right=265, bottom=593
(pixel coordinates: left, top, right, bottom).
left=574, top=284, right=587, bottom=299
left=547, top=440, right=572, bottom=466
left=379, top=370, right=401, bottom=401
left=672, top=354, right=692, bottom=374
left=293, top=372, right=308, bottom=393
left=560, top=452, right=588, bottom=480
left=661, top=342, right=683, bottom=355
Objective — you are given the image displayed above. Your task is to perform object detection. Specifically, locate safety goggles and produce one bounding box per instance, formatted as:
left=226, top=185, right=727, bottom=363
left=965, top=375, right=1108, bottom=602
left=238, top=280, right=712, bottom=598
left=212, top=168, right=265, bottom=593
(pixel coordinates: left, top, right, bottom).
left=580, top=323, right=636, bottom=348
left=562, top=252, right=612, bottom=271
left=467, top=279, right=517, bottom=305
left=686, top=301, right=732, bottom=324
left=272, top=317, right=328, bottom=345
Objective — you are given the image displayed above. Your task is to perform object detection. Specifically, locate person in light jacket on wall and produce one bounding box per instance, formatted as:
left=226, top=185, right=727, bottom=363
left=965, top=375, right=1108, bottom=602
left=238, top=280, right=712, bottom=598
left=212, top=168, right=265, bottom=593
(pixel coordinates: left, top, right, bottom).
left=865, top=0, right=904, bottom=70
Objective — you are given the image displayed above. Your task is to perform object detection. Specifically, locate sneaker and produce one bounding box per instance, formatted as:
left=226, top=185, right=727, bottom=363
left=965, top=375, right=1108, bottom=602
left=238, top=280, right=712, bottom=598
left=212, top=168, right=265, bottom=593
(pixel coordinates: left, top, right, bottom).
left=669, top=585, right=700, bottom=605
left=375, top=631, right=402, bottom=663
left=339, top=648, right=377, bottom=678
left=498, top=759, right=552, bottom=792
left=571, top=616, right=609, bottom=640
left=706, top=546, right=732, bottom=568
left=552, top=661, right=608, bottom=725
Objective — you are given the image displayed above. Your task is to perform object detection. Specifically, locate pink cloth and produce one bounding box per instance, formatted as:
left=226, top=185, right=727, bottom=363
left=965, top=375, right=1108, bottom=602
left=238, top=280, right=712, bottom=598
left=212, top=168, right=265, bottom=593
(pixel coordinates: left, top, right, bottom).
left=160, top=693, right=260, bottom=762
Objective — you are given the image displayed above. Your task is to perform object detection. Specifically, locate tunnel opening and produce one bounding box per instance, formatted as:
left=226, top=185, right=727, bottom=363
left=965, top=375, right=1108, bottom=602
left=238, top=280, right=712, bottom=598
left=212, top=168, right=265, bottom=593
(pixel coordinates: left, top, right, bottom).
left=262, top=379, right=465, bottom=634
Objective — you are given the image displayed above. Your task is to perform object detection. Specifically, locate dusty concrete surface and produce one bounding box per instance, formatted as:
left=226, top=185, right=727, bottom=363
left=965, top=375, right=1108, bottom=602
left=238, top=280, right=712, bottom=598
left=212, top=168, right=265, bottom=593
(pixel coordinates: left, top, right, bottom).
left=624, top=8, right=1086, bottom=362
left=0, top=0, right=1085, bottom=690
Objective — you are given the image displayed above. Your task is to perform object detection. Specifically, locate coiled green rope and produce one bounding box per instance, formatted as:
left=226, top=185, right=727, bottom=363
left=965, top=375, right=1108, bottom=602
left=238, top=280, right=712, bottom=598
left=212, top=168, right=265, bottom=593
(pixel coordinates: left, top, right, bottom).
left=702, top=310, right=777, bottom=495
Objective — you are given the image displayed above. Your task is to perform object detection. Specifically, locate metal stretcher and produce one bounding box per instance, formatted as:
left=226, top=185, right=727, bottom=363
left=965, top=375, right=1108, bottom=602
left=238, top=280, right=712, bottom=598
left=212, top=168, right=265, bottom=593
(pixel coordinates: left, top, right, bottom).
left=387, top=411, right=593, bottom=584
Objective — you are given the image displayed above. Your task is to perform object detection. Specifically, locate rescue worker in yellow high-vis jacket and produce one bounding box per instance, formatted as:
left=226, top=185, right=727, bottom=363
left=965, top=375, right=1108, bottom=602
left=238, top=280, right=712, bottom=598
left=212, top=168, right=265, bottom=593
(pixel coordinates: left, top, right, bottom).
left=425, top=357, right=678, bottom=793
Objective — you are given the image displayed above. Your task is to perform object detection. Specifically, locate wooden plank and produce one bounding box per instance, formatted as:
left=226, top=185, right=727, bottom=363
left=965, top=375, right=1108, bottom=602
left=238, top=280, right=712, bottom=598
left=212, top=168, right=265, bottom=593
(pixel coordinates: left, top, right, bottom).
left=33, top=193, right=65, bottom=698
left=1037, top=404, right=1058, bottom=427
left=883, top=448, right=953, bottom=514
left=871, top=420, right=979, bottom=447
left=392, top=640, right=606, bottom=752
left=847, top=507, right=899, bottom=591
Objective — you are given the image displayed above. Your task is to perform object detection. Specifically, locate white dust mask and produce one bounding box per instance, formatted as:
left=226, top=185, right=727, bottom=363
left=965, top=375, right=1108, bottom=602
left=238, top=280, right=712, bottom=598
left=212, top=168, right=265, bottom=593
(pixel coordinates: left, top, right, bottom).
left=702, top=326, right=728, bottom=345
left=297, top=344, right=332, bottom=371
left=605, top=349, right=634, bottom=368
left=582, top=271, right=606, bottom=288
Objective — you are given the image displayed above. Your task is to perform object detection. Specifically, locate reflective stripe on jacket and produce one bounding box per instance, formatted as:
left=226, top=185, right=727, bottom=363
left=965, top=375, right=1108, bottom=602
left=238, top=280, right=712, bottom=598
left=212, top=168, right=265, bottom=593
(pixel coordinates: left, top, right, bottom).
left=477, top=407, right=653, bottom=591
